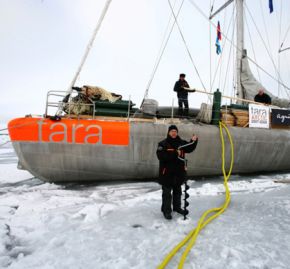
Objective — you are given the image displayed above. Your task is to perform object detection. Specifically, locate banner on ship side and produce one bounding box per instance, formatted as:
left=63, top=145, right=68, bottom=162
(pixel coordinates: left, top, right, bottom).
left=271, top=109, right=290, bottom=126
left=249, top=104, right=270, bottom=128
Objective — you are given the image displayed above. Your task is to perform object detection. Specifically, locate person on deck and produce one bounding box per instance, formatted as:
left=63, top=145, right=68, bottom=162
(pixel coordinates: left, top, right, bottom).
left=254, top=89, right=272, bottom=105
left=156, top=125, right=198, bottom=220
left=174, top=73, right=192, bottom=117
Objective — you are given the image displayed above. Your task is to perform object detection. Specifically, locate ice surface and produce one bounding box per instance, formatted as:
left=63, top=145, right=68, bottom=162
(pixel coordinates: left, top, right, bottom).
left=1, top=142, right=290, bottom=268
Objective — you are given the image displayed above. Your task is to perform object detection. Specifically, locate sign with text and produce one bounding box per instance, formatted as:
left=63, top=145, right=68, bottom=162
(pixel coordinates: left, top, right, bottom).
left=8, top=118, right=130, bottom=145
left=249, top=104, right=270, bottom=129
left=271, top=109, right=290, bottom=126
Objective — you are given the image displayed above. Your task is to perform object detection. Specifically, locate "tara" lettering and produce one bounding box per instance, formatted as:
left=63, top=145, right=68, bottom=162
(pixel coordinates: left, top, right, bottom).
left=37, top=121, right=102, bottom=144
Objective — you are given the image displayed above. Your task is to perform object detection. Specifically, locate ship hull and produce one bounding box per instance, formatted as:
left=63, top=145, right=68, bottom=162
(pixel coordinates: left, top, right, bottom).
left=8, top=117, right=290, bottom=182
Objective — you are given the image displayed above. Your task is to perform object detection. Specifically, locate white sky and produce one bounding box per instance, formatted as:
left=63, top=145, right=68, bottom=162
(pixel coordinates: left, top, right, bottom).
left=1, top=0, right=290, bottom=122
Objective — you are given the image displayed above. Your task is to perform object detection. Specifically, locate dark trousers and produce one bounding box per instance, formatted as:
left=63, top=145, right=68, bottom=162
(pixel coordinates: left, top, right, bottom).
left=161, top=185, right=182, bottom=213
left=178, top=98, right=189, bottom=117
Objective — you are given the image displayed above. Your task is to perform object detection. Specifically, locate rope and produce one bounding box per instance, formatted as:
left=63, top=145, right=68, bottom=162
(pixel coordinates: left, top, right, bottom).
left=0, top=141, right=11, bottom=147
left=143, top=0, right=184, bottom=101
left=244, top=3, right=285, bottom=93
left=277, top=0, right=283, bottom=96
left=222, top=15, right=235, bottom=101
left=259, top=0, right=274, bottom=60
left=210, top=7, right=235, bottom=93
left=245, top=14, right=262, bottom=82
left=279, top=24, right=290, bottom=51
left=167, top=0, right=208, bottom=92
left=157, top=121, right=234, bottom=269
left=218, top=8, right=228, bottom=92
left=209, top=0, right=213, bottom=94
left=66, top=0, right=112, bottom=95
left=1, top=121, right=38, bottom=132
left=187, top=0, right=290, bottom=92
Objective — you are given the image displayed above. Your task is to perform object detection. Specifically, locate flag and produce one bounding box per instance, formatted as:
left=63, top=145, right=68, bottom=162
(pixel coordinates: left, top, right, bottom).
left=215, top=21, right=222, bottom=55
left=217, top=21, right=222, bottom=41
left=269, top=0, right=273, bottom=13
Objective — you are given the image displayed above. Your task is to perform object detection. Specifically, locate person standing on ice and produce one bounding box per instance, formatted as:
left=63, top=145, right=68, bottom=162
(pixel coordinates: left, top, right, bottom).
left=156, top=125, right=198, bottom=220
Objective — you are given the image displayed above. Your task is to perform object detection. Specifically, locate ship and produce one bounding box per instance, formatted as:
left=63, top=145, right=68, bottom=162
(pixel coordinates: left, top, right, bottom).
left=8, top=0, right=290, bottom=182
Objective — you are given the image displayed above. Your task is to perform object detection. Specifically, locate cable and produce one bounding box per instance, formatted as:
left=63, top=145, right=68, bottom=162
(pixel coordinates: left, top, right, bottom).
left=245, top=14, right=261, bottom=82
left=222, top=15, right=235, bottom=101
left=65, top=0, right=113, bottom=96
left=210, top=7, right=235, bottom=93
left=186, top=0, right=290, bottom=92
left=167, top=0, right=208, bottom=92
left=244, top=3, right=285, bottom=93
left=0, top=141, right=11, bottom=147
left=143, top=0, right=184, bottom=101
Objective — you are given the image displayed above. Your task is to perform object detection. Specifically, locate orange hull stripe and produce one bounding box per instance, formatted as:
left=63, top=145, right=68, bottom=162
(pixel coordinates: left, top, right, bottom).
left=8, top=118, right=129, bottom=146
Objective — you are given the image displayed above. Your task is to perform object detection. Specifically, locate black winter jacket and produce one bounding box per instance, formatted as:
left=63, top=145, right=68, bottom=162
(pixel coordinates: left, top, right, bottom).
left=156, top=135, right=198, bottom=186
left=174, top=80, right=190, bottom=99
left=254, top=93, right=271, bottom=104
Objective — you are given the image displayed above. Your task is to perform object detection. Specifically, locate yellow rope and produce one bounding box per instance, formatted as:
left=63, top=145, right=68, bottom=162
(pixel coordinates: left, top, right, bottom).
left=157, top=121, right=234, bottom=269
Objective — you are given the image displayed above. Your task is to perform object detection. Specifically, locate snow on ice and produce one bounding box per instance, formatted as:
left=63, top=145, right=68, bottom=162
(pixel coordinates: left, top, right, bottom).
left=1, top=126, right=290, bottom=268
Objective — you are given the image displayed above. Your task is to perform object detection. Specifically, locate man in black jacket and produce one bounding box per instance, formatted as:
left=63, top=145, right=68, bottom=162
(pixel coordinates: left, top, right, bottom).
left=174, top=74, right=191, bottom=117
left=156, top=125, right=198, bottom=220
left=254, top=89, right=272, bottom=104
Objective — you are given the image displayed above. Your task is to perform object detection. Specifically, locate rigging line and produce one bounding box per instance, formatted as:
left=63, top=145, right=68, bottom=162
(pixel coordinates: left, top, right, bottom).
left=277, top=0, right=283, bottom=97
left=167, top=0, right=208, bottom=92
left=232, top=30, right=236, bottom=100
left=245, top=3, right=284, bottom=91
left=66, top=0, right=112, bottom=96
left=210, top=0, right=215, bottom=14
left=218, top=6, right=228, bottom=92
left=143, top=0, right=183, bottom=100
left=244, top=15, right=261, bottom=82
left=279, top=24, right=290, bottom=50
left=0, top=141, right=11, bottom=148
left=210, top=6, right=235, bottom=93
left=187, top=0, right=290, bottom=92
left=222, top=14, right=235, bottom=101
left=256, top=1, right=289, bottom=99
left=209, top=0, right=212, bottom=95
left=259, top=0, right=273, bottom=58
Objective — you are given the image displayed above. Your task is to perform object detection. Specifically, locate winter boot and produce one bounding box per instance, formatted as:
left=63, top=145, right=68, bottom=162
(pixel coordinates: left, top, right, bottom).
left=163, top=212, right=172, bottom=220
left=173, top=208, right=189, bottom=215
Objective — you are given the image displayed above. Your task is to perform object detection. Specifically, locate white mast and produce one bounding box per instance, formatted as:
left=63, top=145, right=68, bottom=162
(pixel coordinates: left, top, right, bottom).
left=236, top=0, right=244, bottom=102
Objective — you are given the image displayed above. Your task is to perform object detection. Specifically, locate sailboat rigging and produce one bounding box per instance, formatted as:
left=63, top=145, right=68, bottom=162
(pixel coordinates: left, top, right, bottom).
left=7, top=0, right=290, bottom=182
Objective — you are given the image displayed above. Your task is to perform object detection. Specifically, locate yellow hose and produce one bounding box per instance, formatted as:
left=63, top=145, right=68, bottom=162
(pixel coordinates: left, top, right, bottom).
left=157, top=121, right=234, bottom=269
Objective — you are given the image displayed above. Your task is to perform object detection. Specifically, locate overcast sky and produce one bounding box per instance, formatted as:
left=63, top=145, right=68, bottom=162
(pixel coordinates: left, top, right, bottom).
left=1, top=0, right=290, bottom=122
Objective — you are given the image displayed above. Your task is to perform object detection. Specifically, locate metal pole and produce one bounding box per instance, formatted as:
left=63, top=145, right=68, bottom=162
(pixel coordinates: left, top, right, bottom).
left=45, top=92, right=49, bottom=117
left=184, top=87, right=278, bottom=107
left=127, top=95, right=131, bottom=121
left=171, top=98, right=174, bottom=120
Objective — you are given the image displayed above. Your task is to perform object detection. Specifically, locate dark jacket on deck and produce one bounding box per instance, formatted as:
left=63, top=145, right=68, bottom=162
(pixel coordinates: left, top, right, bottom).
left=254, top=93, right=271, bottom=104
left=174, top=80, right=190, bottom=99
left=156, top=135, right=198, bottom=186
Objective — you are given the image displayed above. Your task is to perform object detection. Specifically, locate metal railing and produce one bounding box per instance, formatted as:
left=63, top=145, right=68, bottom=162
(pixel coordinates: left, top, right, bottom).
left=45, top=90, right=134, bottom=120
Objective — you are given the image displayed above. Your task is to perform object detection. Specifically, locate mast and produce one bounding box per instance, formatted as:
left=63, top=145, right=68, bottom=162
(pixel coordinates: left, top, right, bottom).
left=236, top=0, right=244, bottom=103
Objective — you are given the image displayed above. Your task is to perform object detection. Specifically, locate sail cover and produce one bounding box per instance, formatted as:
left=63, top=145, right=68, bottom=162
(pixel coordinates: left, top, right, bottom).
left=241, top=50, right=290, bottom=108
